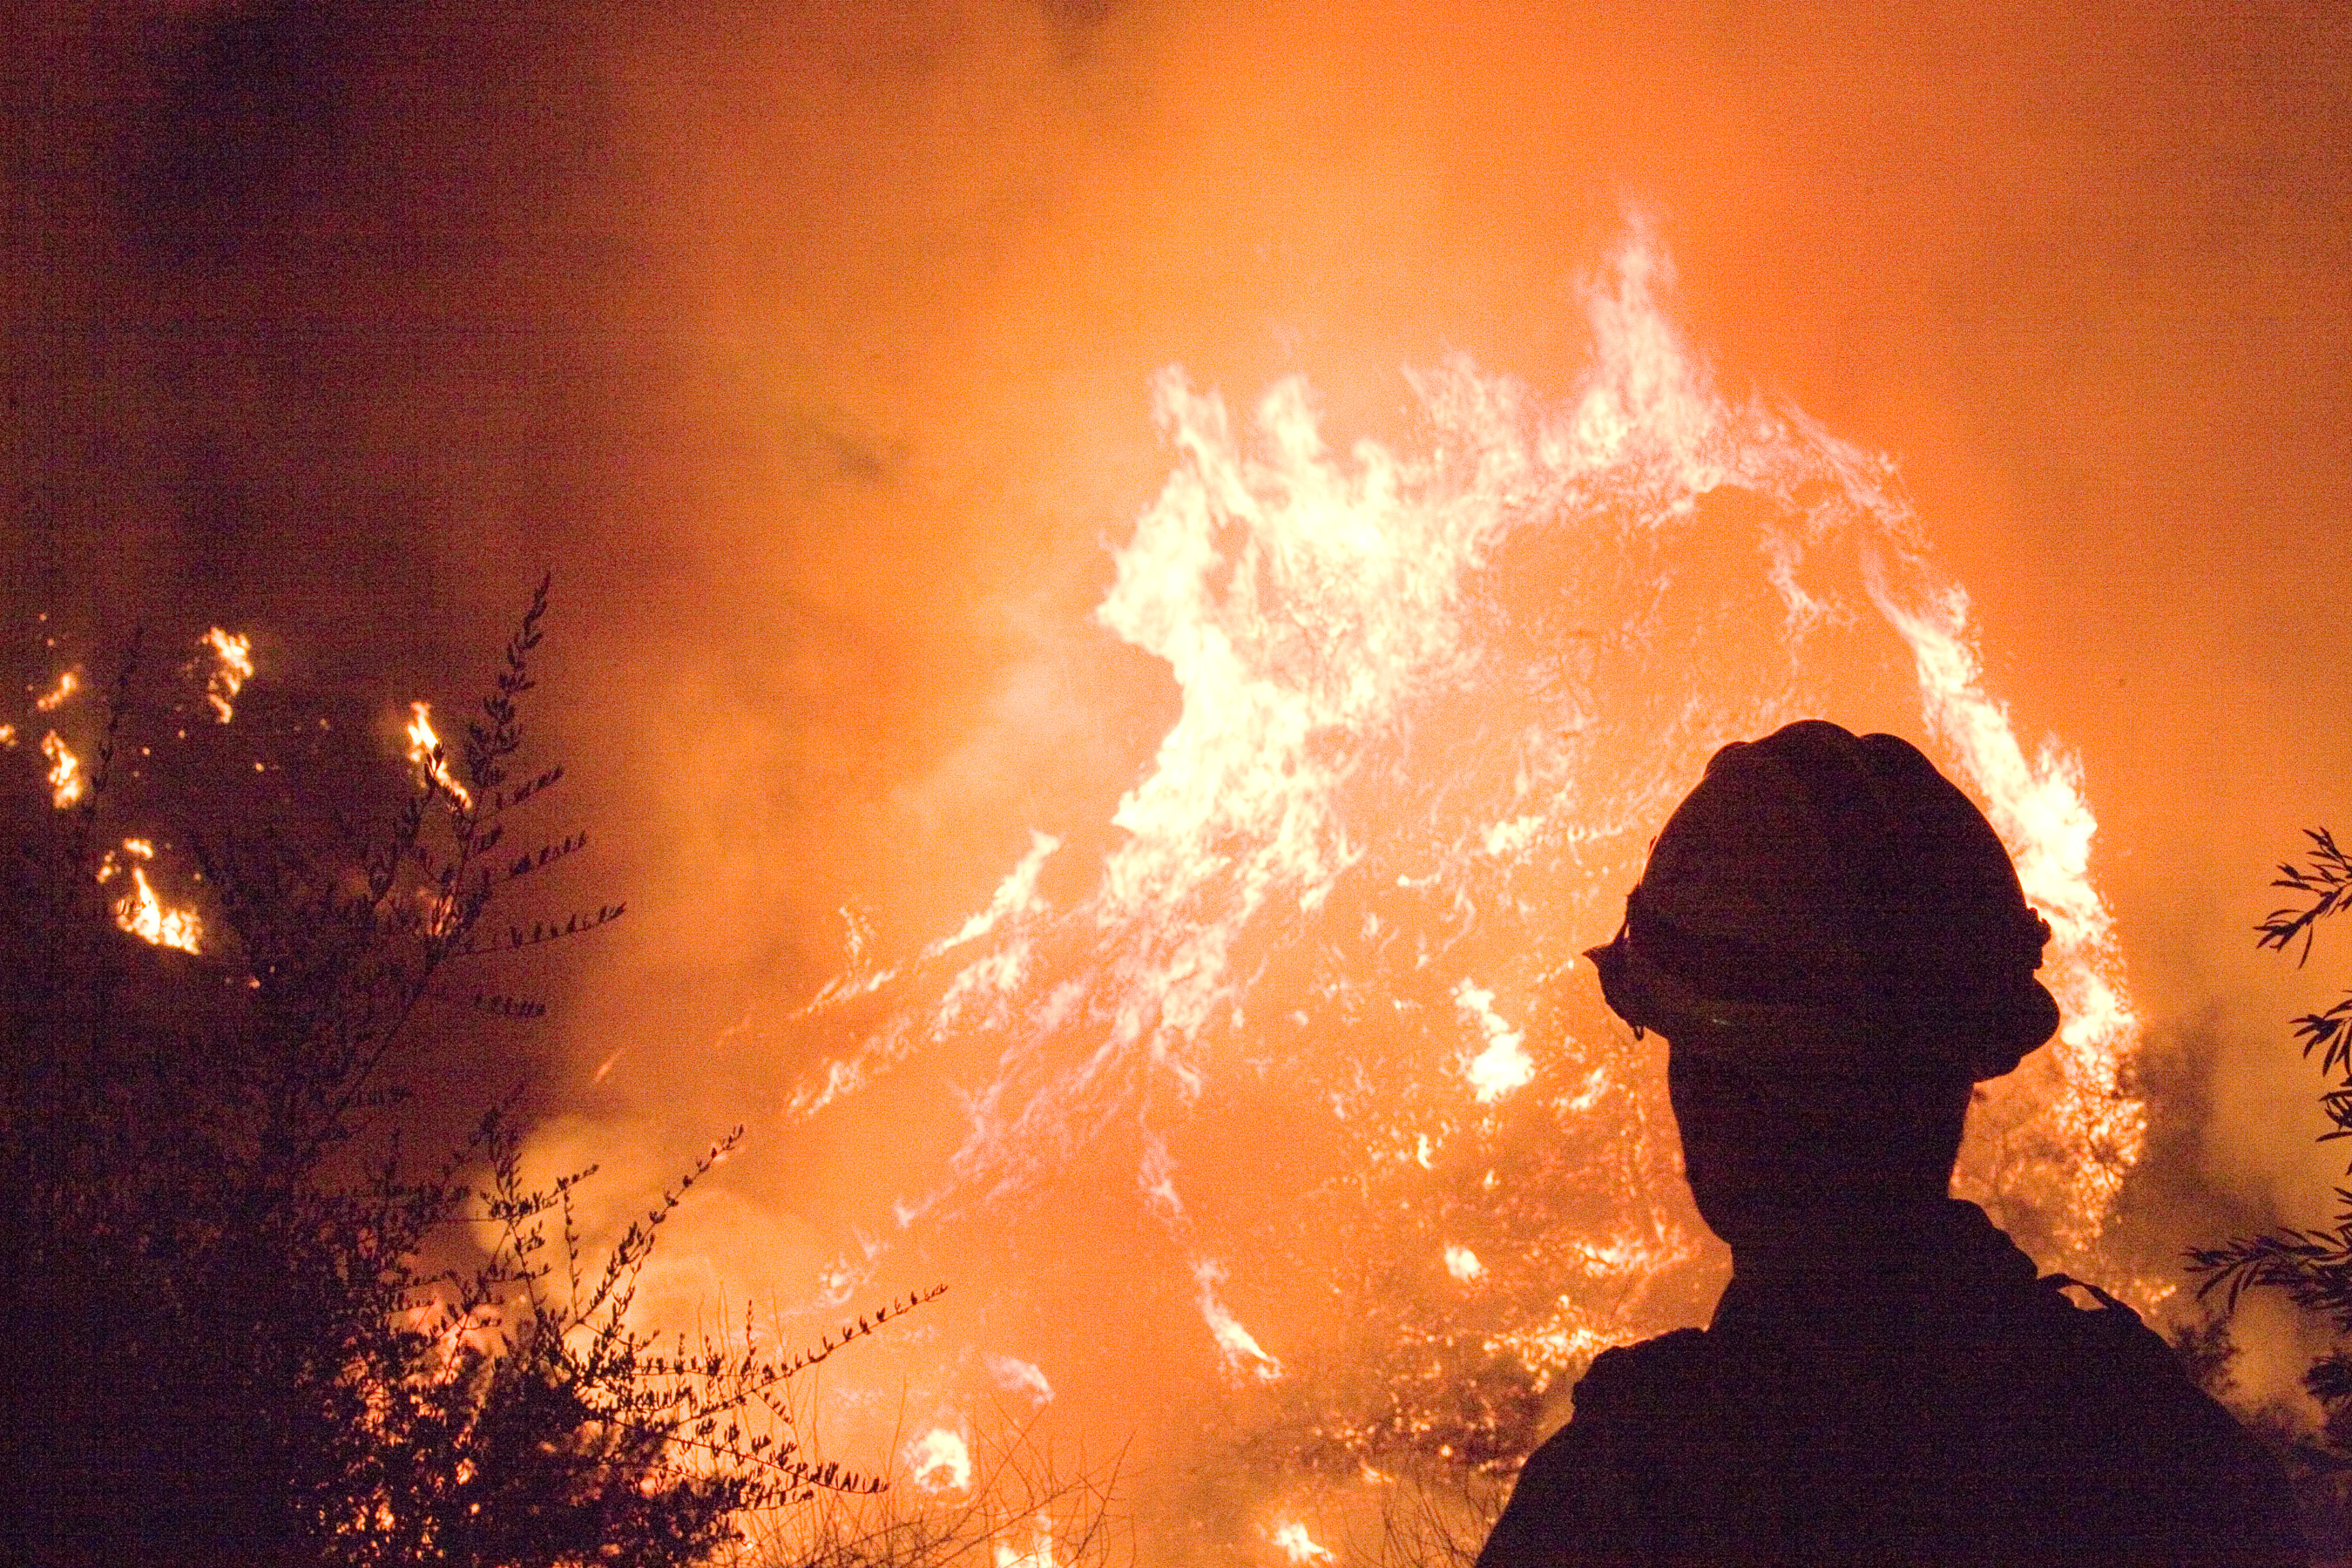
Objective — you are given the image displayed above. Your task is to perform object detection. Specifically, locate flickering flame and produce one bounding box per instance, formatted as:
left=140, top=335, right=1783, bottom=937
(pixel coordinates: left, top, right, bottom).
left=116, top=864, right=202, bottom=954
left=1194, top=1259, right=1281, bottom=1383
left=992, top=1519, right=1055, bottom=1568
left=1454, top=979, right=1534, bottom=1104
left=1868, top=582, right=2146, bottom=1246
left=1443, top=1244, right=1484, bottom=1282
left=1271, top=1521, right=1335, bottom=1564
left=985, top=1353, right=1054, bottom=1403
left=904, top=1426, right=971, bottom=1493
left=201, top=628, right=253, bottom=722
left=405, top=701, right=473, bottom=810
left=787, top=228, right=2146, bottom=1427
left=0, top=724, right=14, bottom=747
left=41, top=731, right=81, bottom=808
left=34, top=670, right=78, bottom=713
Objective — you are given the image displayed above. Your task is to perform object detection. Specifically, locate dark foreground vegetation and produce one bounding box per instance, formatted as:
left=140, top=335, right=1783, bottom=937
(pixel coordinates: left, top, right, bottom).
left=2189, top=827, right=2352, bottom=1555
left=0, top=585, right=940, bottom=1567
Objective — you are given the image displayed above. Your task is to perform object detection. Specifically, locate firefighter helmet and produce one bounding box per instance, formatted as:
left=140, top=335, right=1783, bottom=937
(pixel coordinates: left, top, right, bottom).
left=1585, top=720, right=2058, bottom=1080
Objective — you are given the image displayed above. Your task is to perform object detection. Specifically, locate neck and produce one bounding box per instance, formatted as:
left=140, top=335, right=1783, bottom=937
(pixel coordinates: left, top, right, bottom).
left=1716, top=1192, right=1963, bottom=1277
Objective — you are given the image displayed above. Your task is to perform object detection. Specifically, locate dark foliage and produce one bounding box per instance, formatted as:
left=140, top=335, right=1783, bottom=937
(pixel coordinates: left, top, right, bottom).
left=0, top=584, right=916, bottom=1567
left=2186, top=825, right=2352, bottom=1550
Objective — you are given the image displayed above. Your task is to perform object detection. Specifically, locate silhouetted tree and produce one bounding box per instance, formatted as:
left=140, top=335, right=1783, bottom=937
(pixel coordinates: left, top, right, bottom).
left=0, top=583, right=916, bottom=1566
left=2188, top=827, right=2352, bottom=1547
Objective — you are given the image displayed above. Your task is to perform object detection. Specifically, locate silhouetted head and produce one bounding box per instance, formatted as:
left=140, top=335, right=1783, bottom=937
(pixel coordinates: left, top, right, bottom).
left=1585, top=720, right=2058, bottom=1252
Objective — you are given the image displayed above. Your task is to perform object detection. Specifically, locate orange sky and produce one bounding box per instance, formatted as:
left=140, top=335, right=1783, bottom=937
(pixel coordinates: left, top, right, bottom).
left=10, top=0, right=2352, bottom=1535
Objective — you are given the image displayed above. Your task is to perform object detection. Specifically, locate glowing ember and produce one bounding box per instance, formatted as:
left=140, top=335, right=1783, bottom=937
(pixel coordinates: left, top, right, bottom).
left=116, top=864, right=202, bottom=954
left=200, top=628, right=253, bottom=722
left=33, top=669, right=78, bottom=713
left=41, top=731, right=81, bottom=808
left=903, top=1426, right=971, bottom=1493
left=1444, top=1244, right=1484, bottom=1282
left=0, top=724, right=14, bottom=747
left=1271, top=1521, right=1335, bottom=1564
left=404, top=701, right=473, bottom=810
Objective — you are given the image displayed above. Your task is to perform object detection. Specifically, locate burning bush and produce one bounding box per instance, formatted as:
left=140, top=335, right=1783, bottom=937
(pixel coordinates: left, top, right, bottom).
left=0, top=584, right=916, bottom=1566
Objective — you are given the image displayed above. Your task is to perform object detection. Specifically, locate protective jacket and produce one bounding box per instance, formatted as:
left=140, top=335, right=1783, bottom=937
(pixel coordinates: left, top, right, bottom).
left=1474, top=1200, right=2302, bottom=1568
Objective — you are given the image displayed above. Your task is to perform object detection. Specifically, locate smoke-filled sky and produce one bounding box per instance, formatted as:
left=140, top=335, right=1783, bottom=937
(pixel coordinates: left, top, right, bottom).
left=10, top=0, right=2352, bottom=1544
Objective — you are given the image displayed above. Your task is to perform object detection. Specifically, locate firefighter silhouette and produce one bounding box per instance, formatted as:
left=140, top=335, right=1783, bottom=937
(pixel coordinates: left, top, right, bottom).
left=1475, top=720, right=2301, bottom=1568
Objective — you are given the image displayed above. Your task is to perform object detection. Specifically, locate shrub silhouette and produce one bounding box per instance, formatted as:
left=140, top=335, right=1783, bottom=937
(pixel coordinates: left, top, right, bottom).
left=0, top=583, right=916, bottom=1566
left=2188, top=828, right=2352, bottom=1550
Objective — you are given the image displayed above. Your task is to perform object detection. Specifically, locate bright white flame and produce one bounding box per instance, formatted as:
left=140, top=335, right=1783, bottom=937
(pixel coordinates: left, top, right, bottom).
left=201, top=628, right=253, bottom=722
left=903, top=1426, right=971, bottom=1493
left=1869, top=581, right=2145, bottom=1246
left=1195, top=1258, right=1281, bottom=1382
left=785, top=227, right=2148, bottom=1470
left=1481, top=814, right=1544, bottom=858
left=1271, top=1521, right=1335, bottom=1564
left=993, top=1519, right=1055, bottom=1568
left=1443, top=1244, right=1484, bottom=1282
left=116, top=866, right=201, bottom=954
left=41, top=731, right=81, bottom=808
left=985, top=1353, right=1054, bottom=1403
left=929, top=831, right=1058, bottom=956
left=405, top=701, right=473, bottom=810
left=1454, top=978, right=1534, bottom=1104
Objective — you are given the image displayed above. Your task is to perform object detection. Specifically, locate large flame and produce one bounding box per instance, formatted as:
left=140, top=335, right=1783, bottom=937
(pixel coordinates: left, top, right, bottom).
left=778, top=232, right=2145, bottom=1470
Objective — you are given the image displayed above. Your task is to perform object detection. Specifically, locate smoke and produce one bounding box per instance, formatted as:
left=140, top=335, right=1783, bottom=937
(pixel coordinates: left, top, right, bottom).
left=11, top=0, right=2352, bottom=1556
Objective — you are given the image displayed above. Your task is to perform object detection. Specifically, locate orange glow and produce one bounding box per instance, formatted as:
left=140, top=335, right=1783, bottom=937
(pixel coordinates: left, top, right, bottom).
left=17, top=7, right=2351, bottom=1558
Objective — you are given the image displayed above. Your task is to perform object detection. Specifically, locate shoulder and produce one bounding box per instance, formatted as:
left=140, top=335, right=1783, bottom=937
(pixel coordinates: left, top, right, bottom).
left=2019, top=1279, right=2304, bottom=1560
left=1510, top=1328, right=1717, bottom=1486
left=1569, top=1327, right=1714, bottom=1421
left=1477, top=1332, right=1717, bottom=1568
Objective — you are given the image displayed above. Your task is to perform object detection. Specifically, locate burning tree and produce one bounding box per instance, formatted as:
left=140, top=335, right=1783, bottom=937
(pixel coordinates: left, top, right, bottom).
left=0, top=583, right=912, bottom=1567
